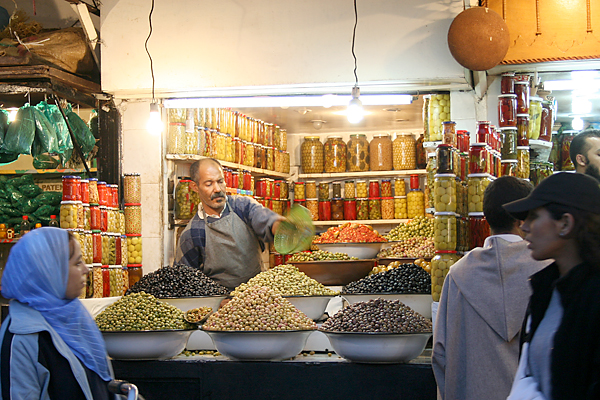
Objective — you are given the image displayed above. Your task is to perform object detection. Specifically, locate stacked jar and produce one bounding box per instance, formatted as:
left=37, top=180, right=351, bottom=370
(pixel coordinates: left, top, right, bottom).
left=368, top=180, right=381, bottom=220
left=469, top=212, right=490, bottom=249
left=347, top=134, right=370, bottom=172
left=431, top=251, right=459, bottom=301
left=427, top=93, right=451, bottom=141
left=324, top=136, right=347, bottom=173
left=123, top=172, right=142, bottom=282
left=407, top=174, right=425, bottom=218
left=517, top=146, right=530, bottom=179
left=528, top=97, right=543, bottom=140
left=433, top=174, right=457, bottom=212
left=392, top=133, right=416, bottom=170
left=301, top=136, right=324, bottom=173
left=370, top=134, right=393, bottom=171
left=175, top=178, right=199, bottom=220
left=434, top=212, right=457, bottom=251
left=380, top=179, right=394, bottom=219
left=467, top=174, right=494, bottom=213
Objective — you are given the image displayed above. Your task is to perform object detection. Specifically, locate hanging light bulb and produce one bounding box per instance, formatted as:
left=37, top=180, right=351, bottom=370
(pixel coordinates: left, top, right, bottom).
left=347, top=86, right=364, bottom=124
left=572, top=116, right=584, bottom=131
left=147, top=102, right=163, bottom=136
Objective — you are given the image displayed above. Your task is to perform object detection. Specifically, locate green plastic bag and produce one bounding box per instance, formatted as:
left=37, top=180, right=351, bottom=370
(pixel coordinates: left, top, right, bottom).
left=66, top=105, right=95, bottom=156
left=33, top=154, right=60, bottom=169
left=0, top=109, right=8, bottom=147
left=0, top=199, right=10, bottom=208
left=19, top=184, right=43, bottom=198
left=35, top=191, right=62, bottom=206
left=3, top=106, right=35, bottom=155
left=37, top=102, right=73, bottom=165
left=0, top=207, right=21, bottom=217
left=31, top=107, right=59, bottom=157
left=34, top=204, right=54, bottom=218
left=19, top=198, right=37, bottom=214
left=0, top=187, right=8, bottom=200
left=7, top=217, right=22, bottom=228
left=0, top=150, right=19, bottom=165
left=9, top=189, right=24, bottom=206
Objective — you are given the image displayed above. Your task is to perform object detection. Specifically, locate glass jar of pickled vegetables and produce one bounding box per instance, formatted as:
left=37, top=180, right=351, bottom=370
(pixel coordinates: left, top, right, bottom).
left=434, top=212, right=457, bottom=251
left=266, top=146, right=275, bottom=171
left=128, top=265, right=143, bottom=288
left=101, top=232, right=110, bottom=265
left=60, top=201, right=78, bottom=229
left=392, top=133, right=416, bottom=170
left=394, top=178, right=406, bottom=197
left=347, top=134, right=370, bottom=172
left=305, top=181, right=317, bottom=199
left=436, top=144, right=454, bottom=174
left=539, top=101, right=554, bottom=142
left=76, top=201, right=84, bottom=230
left=318, top=182, right=330, bottom=201
left=344, top=199, right=357, bottom=220
left=121, top=266, right=129, bottom=295
left=499, top=127, right=517, bottom=160
left=175, top=179, right=198, bottom=220
left=80, top=179, right=89, bottom=205
left=431, top=251, right=459, bottom=301
left=501, top=160, right=517, bottom=177
left=469, top=143, right=487, bottom=174
left=272, top=199, right=283, bottom=215
left=344, top=180, right=355, bottom=199
left=306, top=199, right=319, bottom=221
left=108, top=233, right=117, bottom=265
left=356, top=198, right=369, bottom=220
left=467, top=174, right=493, bottom=213
left=501, top=72, right=515, bottom=94
left=108, top=265, right=123, bottom=297
left=407, top=189, right=425, bottom=218
left=434, top=174, right=457, bottom=212
left=331, top=182, right=342, bottom=199
left=427, top=93, right=451, bottom=141
left=324, top=136, right=347, bottom=173
left=356, top=180, right=367, bottom=198
left=244, top=141, right=255, bottom=167
left=381, top=179, right=392, bottom=198
left=88, top=178, right=99, bottom=205
left=83, top=230, right=93, bottom=264
left=515, top=80, right=530, bottom=114
left=121, top=235, right=128, bottom=266
left=498, top=94, right=517, bottom=127
left=167, top=119, right=186, bottom=154
left=368, top=180, right=380, bottom=198
left=115, top=235, right=122, bottom=266
left=442, top=121, right=457, bottom=147
left=469, top=212, right=490, bottom=249
left=127, top=234, right=142, bottom=265
left=517, top=146, right=530, bottom=179
left=368, top=197, right=382, bottom=220
left=301, top=136, right=324, bottom=173
left=123, top=173, right=142, bottom=204
left=294, top=182, right=305, bottom=200
left=370, top=134, right=393, bottom=171
left=107, top=208, right=118, bottom=233
left=279, top=181, right=289, bottom=200
left=528, top=97, right=543, bottom=140
left=92, top=230, right=102, bottom=264
left=381, top=197, right=394, bottom=219
left=517, top=114, right=529, bottom=146
left=332, top=198, right=344, bottom=220
left=318, top=200, right=331, bottom=221
left=124, top=203, right=142, bottom=234
left=394, top=196, right=408, bottom=219
left=92, top=263, right=102, bottom=298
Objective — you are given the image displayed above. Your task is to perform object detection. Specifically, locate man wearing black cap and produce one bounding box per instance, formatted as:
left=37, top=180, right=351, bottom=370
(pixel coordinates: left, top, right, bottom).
left=569, top=129, right=600, bottom=181
left=503, top=172, right=600, bottom=400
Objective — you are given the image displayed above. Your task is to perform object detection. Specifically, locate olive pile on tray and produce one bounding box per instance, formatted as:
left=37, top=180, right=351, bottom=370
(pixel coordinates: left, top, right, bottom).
left=342, top=263, right=431, bottom=294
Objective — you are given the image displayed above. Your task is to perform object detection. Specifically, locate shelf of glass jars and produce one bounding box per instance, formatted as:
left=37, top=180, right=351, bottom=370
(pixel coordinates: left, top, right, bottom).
left=165, top=154, right=291, bottom=179
left=297, top=169, right=427, bottom=179
left=312, top=219, right=409, bottom=226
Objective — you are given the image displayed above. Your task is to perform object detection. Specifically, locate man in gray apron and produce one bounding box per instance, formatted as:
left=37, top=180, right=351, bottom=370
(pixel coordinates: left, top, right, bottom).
left=175, top=158, right=284, bottom=290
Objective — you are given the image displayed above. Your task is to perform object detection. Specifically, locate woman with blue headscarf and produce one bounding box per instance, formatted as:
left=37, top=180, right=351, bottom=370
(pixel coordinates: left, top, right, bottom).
left=0, top=227, right=115, bottom=399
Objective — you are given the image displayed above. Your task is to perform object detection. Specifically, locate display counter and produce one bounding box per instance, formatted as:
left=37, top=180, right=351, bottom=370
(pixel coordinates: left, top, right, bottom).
left=111, top=352, right=436, bottom=400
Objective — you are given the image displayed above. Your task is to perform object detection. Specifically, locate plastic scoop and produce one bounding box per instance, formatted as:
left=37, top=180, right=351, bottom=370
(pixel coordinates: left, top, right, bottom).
left=274, top=205, right=315, bottom=255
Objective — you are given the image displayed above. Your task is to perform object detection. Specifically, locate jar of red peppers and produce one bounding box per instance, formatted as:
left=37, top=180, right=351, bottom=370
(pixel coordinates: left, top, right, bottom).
left=62, top=176, right=80, bottom=201
left=501, top=72, right=515, bottom=94
left=538, top=101, right=553, bottom=142
left=515, top=80, right=530, bottom=114
left=90, top=204, right=100, bottom=230
left=97, top=181, right=108, bottom=206
left=368, top=180, right=380, bottom=198
left=80, top=179, right=90, bottom=204
left=99, top=206, right=108, bottom=232
left=468, top=212, right=490, bottom=249
left=469, top=144, right=487, bottom=174
left=318, top=200, right=331, bottom=221
left=92, top=230, right=102, bottom=264
left=498, top=94, right=517, bottom=127
left=344, top=199, right=357, bottom=220
left=477, top=121, right=492, bottom=144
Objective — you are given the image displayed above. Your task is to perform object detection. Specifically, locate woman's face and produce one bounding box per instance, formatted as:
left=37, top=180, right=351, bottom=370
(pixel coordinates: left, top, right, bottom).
left=65, top=239, right=89, bottom=299
left=520, top=207, right=565, bottom=261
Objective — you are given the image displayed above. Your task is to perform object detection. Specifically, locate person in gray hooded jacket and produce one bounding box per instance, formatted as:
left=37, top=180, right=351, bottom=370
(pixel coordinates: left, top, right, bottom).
left=432, top=176, right=551, bottom=400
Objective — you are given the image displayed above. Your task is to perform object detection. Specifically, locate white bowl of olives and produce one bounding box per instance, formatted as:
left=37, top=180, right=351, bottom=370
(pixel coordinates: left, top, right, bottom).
left=102, top=329, right=196, bottom=360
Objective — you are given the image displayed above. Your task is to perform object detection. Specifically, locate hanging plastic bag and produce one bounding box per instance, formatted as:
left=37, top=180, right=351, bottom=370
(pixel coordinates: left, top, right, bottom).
left=65, top=104, right=95, bottom=156
left=2, top=105, right=35, bottom=155
left=31, top=107, right=59, bottom=156
left=0, top=109, right=8, bottom=147
left=37, top=101, right=73, bottom=164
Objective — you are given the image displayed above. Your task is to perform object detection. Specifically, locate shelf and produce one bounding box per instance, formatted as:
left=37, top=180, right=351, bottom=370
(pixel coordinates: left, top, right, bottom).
left=166, top=154, right=291, bottom=179
left=312, top=219, right=408, bottom=226
left=0, top=168, right=97, bottom=175
left=297, top=170, right=426, bottom=179
left=0, top=239, right=18, bottom=244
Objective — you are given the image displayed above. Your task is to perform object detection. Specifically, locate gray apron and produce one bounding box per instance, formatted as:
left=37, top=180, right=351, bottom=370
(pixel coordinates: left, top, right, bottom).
left=202, top=205, right=262, bottom=290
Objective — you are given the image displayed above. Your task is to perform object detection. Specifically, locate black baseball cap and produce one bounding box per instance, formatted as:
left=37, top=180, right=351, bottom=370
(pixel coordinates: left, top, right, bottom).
left=503, top=172, right=600, bottom=220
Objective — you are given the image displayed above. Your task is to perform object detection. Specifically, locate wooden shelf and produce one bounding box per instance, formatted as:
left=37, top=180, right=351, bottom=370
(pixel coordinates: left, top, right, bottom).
left=298, top=169, right=426, bottom=179
left=166, top=154, right=291, bottom=179
left=0, top=239, right=19, bottom=244
left=0, top=167, right=97, bottom=175
left=312, top=219, right=408, bottom=226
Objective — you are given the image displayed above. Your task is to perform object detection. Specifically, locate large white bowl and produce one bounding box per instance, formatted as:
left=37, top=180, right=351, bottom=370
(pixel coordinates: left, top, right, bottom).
left=102, top=329, right=195, bottom=360
left=201, top=329, right=313, bottom=361
left=284, top=296, right=334, bottom=321
left=158, top=295, right=227, bottom=312
left=80, top=297, right=121, bottom=318
left=321, top=331, right=431, bottom=363
left=342, top=293, right=432, bottom=319
left=315, top=242, right=384, bottom=259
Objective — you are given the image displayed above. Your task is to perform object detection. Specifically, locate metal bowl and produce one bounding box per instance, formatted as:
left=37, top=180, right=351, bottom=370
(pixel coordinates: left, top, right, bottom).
left=158, top=295, right=227, bottom=312
left=321, top=331, right=431, bottom=363
left=102, top=329, right=196, bottom=360
left=342, top=293, right=432, bottom=319
left=284, top=296, right=334, bottom=321
left=201, top=329, right=314, bottom=361
left=289, top=259, right=376, bottom=286
left=316, top=242, right=384, bottom=259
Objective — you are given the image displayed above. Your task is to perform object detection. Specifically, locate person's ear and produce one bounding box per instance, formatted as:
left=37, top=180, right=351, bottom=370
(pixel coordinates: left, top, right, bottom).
left=189, top=181, right=199, bottom=194
left=576, top=153, right=588, bottom=168
left=558, top=213, right=576, bottom=237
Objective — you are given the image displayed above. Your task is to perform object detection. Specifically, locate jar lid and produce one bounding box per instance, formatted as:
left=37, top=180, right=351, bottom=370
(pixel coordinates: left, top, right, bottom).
left=293, top=199, right=306, bottom=203
left=62, top=175, right=79, bottom=179
left=295, top=181, right=305, bottom=185
left=468, top=212, right=485, bottom=217
left=61, top=200, right=78, bottom=205
left=80, top=179, right=89, bottom=183
left=92, top=229, right=102, bottom=233
left=381, top=197, right=394, bottom=200
left=501, top=72, right=515, bottom=76
left=516, top=113, right=530, bottom=118
left=326, top=135, right=343, bottom=139
left=126, top=233, right=142, bottom=237
left=501, top=159, right=518, bottom=163
left=372, top=133, right=390, bottom=138
left=124, top=173, right=140, bottom=176
left=442, top=121, right=456, bottom=124
left=344, top=180, right=355, bottom=183
left=514, top=80, right=529, bottom=85
left=356, top=197, right=369, bottom=201
left=89, top=178, right=98, bottom=182
left=381, top=179, right=391, bottom=182
left=107, top=184, right=118, bottom=188
left=356, top=179, right=366, bottom=183
left=434, top=173, right=457, bottom=178
left=127, top=264, right=142, bottom=268
left=368, top=197, right=382, bottom=200
left=90, top=203, right=100, bottom=207
left=97, top=181, right=107, bottom=185
left=349, top=133, right=367, bottom=138
left=304, top=136, right=321, bottom=140
left=92, top=263, right=102, bottom=267
left=109, top=265, right=121, bottom=269
left=437, top=143, right=452, bottom=148
left=516, top=146, right=530, bottom=150
left=435, top=250, right=458, bottom=254
left=394, top=196, right=407, bottom=199
left=306, top=198, right=319, bottom=201
left=470, top=142, right=487, bottom=147
left=179, top=179, right=192, bottom=182
left=478, top=121, right=491, bottom=124
left=124, top=203, right=142, bottom=206
left=467, top=173, right=493, bottom=178
left=332, top=197, right=343, bottom=201
left=498, top=94, right=517, bottom=98
left=497, top=127, right=518, bottom=131
left=83, top=203, right=90, bottom=207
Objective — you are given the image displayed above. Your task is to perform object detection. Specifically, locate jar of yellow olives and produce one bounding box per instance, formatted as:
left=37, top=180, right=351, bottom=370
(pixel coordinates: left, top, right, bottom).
left=347, top=134, right=370, bottom=172
left=294, top=182, right=306, bottom=201
left=434, top=212, right=457, bottom=251
left=394, top=196, right=408, bottom=219
left=393, top=133, right=416, bottom=170
left=407, top=189, right=425, bottom=218
left=467, top=174, right=494, bottom=213
left=394, top=178, right=406, bottom=196
left=127, top=234, right=143, bottom=265
left=109, top=265, right=123, bottom=297
left=324, top=136, right=347, bottom=173
left=517, top=146, right=530, bottom=180
left=300, top=136, right=324, bottom=173
left=433, top=174, right=457, bottom=212
left=344, top=180, right=355, bottom=199
left=431, top=251, right=459, bottom=301
left=60, top=201, right=78, bottom=229
left=427, top=93, right=451, bottom=142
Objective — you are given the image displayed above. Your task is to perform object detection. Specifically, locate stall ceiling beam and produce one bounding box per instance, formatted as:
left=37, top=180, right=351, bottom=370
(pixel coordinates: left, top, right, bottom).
left=63, top=0, right=100, bottom=16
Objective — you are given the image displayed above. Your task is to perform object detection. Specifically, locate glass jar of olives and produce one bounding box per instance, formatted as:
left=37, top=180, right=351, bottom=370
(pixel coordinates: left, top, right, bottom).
left=347, top=134, right=370, bottom=172
left=356, top=198, right=369, bottom=220
left=467, top=173, right=493, bottom=213
left=434, top=212, right=457, bottom=251
left=431, top=251, right=459, bottom=301
left=344, top=180, right=355, bottom=199
left=434, top=174, right=457, bottom=212
left=394, top=196, right=408, bottom=219
left=324, top=136, right=347, bottom=173
left=407, top=189, right=425, bottom=218
left=305, top=181, right=317, bottom=199
left=368, top=198, right=382, bottom=220
left=370, top=133, right=393, bottom=171
left=301, top=136, right=324, bottom=173
left=392, top=133, right=417, bottom=170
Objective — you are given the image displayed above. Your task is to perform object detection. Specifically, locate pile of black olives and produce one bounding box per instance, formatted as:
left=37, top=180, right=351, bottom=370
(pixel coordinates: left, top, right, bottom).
left=126, top=264, right=229, bottom=297
left=342, top=263, right=431, bottom=294
left=321, top=298, right=432, bottom=333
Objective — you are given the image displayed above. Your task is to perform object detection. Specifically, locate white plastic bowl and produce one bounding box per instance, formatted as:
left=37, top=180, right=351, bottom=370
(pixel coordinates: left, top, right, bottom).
left=284, top=296, right=334, bottom=321
left=102, top=329, right=195, bottom=360
left=321, top=331, right=431, bottom=363
left=158, top=295, right=227, bottom=312
left=201, top=329, right=313, bottom=361
left=315, top=242, right=384, bottom=259
left=80, top=296, right=121, bottom=318
left=342, top=293, right=432, bottom=319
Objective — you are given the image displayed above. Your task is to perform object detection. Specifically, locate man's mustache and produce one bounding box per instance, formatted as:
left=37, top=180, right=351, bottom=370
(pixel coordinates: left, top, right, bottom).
left=211, top=192, right=225, bottom=200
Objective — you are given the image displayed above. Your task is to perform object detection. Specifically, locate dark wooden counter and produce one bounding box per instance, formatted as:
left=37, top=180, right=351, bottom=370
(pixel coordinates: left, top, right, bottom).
left=111, top=353, right=437, bottom=400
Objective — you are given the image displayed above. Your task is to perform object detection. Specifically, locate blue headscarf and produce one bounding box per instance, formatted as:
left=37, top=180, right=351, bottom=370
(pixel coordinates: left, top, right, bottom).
left=1, top=227, right=111, bottom=381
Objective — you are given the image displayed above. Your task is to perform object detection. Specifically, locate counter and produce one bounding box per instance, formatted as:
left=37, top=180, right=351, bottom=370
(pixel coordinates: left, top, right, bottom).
left=111, top=352, right=437, bottom=400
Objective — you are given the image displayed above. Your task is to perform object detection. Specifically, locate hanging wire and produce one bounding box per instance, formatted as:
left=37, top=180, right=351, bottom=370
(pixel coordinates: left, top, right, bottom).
left=145, top=0, right=156, bottom=102
left=351, top=0, right=359, bottom=88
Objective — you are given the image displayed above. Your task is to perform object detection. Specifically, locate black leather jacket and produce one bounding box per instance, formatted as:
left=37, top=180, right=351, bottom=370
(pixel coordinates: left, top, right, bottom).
left=521, top=261, right=600, bottom=400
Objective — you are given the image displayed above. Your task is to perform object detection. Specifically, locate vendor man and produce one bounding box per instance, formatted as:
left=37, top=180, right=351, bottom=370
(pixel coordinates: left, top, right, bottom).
left=175, top=158, right=284, bottom=290
left=569, top=129, right=600, bottom=180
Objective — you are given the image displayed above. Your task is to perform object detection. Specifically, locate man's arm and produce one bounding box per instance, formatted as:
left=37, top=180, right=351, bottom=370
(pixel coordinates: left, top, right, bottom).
left=235, top=196, right=284, bottom=243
